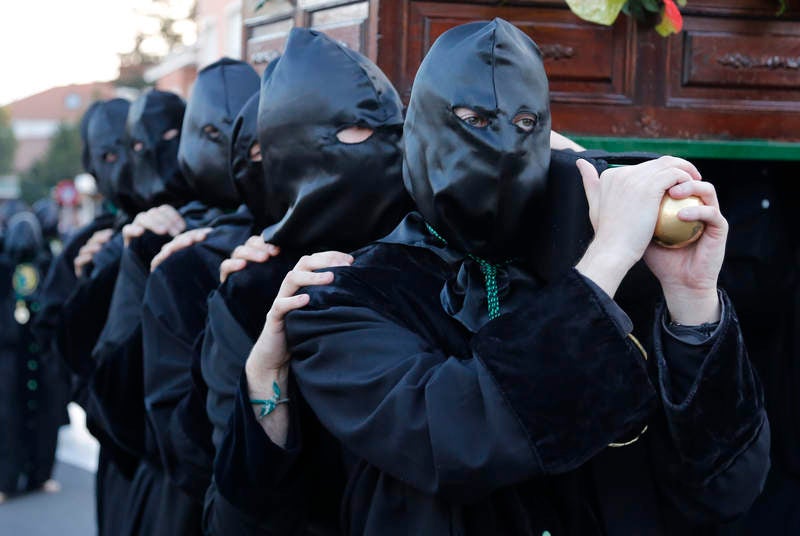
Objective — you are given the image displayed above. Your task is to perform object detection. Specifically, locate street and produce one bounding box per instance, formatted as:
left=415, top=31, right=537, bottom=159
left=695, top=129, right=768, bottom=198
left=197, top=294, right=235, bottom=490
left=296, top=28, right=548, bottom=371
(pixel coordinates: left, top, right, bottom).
left=0, top=404, right=98, bottom=536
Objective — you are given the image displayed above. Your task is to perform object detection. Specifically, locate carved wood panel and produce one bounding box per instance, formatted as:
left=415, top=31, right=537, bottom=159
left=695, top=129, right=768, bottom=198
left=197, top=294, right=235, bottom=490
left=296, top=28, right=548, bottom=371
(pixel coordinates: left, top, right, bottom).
left=374, top=0, right=800, bottom=141
left=401, top=2, right=635, bottom=104
left=667, top=16, right=800, bottom=111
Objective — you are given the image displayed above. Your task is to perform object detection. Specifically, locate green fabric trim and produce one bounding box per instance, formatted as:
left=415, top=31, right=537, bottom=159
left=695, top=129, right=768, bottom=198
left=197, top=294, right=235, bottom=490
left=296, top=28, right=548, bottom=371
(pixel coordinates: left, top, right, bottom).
left=569, top=136, right=800, bottom=162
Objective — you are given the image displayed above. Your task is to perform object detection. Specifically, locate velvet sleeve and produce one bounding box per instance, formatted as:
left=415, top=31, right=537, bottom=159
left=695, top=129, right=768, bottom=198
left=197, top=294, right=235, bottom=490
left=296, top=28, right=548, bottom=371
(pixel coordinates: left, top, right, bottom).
left=648, top=289, right=770, bottom=523
left=56, top=233, right=123, bottom=382
left=208, top=372, right=308, bottom=535
left=88, top=245, right=150, bottom=461
left=201, top=289, right=258, bottom=453
left=88, top=230, right=174, bottom=460
left=33, top=221, right=101, bottom=353
left=201, top=256, right=295, bottom=453
left=286, top=267, right=657, bottom=503
left=141, top=253, right=217, bottom=498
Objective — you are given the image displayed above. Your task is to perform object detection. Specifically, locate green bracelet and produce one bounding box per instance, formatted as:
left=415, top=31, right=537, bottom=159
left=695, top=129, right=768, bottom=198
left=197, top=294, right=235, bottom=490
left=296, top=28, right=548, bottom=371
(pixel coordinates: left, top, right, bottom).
left=250, top=381, right=290, bottom=419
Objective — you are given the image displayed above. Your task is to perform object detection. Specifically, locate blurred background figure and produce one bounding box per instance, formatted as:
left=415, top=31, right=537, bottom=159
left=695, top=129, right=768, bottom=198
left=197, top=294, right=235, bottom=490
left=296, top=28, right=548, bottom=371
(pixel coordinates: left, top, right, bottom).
left=0, top=210, right=67, bottom=504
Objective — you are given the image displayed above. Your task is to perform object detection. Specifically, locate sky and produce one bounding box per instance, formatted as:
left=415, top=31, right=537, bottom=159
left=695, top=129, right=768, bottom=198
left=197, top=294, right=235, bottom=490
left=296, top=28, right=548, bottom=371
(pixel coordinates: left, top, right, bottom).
left=0, top=0, right=195, bottom=106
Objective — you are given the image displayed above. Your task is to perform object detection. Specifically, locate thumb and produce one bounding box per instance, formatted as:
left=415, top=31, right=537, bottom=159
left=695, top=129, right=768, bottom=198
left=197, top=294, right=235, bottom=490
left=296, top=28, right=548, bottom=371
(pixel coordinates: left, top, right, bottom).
left=576, top=159, right=600, bottom=206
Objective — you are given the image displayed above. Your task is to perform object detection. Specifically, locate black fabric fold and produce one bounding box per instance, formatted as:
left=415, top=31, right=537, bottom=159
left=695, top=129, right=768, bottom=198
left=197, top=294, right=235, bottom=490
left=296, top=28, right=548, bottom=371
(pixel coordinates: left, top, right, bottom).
left=472, top=269, right=657, bottom=473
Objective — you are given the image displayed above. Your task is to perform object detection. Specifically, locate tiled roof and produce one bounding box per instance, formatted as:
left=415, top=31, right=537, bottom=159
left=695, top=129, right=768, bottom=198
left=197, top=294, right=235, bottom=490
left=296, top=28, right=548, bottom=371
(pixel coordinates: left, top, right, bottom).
left=6, top=82, right=117, bottom=123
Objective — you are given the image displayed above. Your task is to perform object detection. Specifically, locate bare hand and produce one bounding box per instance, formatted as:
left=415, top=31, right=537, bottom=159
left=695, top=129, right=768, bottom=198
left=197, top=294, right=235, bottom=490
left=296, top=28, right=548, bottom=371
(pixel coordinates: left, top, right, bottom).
left=219, top=235, right=280, bottom=283
left=643, top=180, right=727, bottom=324
left=244, top=251, right=354, bottom=446
left=575, top=156, right=699, bottom=297
left=150, top=228, right=212, bottom=271
left=74, top=228, right=114, bottom=277
left=550, top=130, right=586, bottom=152
left=122, top=205, right=186, bottom=246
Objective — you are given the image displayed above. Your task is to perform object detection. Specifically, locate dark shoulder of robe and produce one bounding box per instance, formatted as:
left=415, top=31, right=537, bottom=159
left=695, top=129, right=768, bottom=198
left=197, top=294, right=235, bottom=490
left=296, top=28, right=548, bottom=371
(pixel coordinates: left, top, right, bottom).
left=49, top=228, right=141, bottom=535
left=284, top=230, right=769, bottom=535
left=140, top=207, right=253, bottom=499
left=90, top=201, right=222, bottom=461
left=88, top=201, right=223, bottom=536
left=0, top=249, right=65, bottom=494
left=56, top=231, right=123, bottom=382
left=33, top=212, right=116, bottom=358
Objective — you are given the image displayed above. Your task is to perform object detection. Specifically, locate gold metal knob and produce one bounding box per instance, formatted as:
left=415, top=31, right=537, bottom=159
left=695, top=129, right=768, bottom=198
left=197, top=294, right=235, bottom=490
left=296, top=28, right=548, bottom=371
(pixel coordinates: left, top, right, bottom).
left=653, top=195, right=705, bottom=248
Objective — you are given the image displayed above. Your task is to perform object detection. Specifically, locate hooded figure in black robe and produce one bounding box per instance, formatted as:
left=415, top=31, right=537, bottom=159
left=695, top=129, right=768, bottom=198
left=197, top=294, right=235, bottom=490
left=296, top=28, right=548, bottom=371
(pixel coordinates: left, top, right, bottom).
left=51, top=91, right=186, bottom=536
left=136, top=58, right=260, bottom=516
left=27, top=98, right=134, bottom=535
left=0, top=211, right=61, bottom=498
left=280, top=19, right=770, bottom=535
left=34, top=98, right=131, bottom=394
left=90, top=59, right=259, bottom=536
left=32, top=198, right=62, bottom=255
left=202, top=28, right=410, bottom=534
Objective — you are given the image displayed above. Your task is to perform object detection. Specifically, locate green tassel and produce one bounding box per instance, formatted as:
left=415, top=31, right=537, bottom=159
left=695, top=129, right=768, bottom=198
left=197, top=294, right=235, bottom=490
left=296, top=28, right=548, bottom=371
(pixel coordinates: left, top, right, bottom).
left=426, top=223, right=502, bottom=320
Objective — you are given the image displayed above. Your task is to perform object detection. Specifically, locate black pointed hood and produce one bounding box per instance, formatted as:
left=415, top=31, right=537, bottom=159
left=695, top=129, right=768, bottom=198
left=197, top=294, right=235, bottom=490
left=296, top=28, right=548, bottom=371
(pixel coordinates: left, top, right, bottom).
left=126, top=89, right=189, bottom=211
left=4, top=211, right=43, bottom=263
left=403, top=18, right=552, bottom=263
left=178, top=58, right=260, bottom=209
left=32, top=198, right=59, bottom=239
left=230, top=91, right=266, bottom=229
left=258, top=28, right=410, bottom=253
left=231, top=58, right=280, bottom=231
left=81, top=98, right=134, bottom=214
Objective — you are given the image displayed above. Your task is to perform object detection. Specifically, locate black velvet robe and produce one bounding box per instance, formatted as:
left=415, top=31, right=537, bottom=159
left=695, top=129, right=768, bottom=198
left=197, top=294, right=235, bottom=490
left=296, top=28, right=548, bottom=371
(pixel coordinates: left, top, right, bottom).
left=54, top=227, right=139, bottom=536
left=30, top=210, right=124, bottom=531
left=140, top=206, right=253, bottom=500
left=0, top=249, right=65, bottom=494
left=33, top=211, right=116, bottom=375
left=202, top=252, right=348, bottom=535
left=89, top=201, right=221, bottom=536
left=283, top=212, right=770, bottom=535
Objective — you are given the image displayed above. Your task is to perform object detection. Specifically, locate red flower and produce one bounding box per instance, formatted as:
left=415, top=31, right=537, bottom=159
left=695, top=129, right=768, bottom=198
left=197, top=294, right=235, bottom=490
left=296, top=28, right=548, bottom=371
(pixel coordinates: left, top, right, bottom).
left=655, top=0, right=684, bottom=36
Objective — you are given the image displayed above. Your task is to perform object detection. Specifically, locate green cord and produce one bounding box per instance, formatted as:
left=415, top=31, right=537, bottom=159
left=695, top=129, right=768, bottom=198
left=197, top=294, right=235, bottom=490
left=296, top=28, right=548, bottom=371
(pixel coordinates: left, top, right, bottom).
left=250, top=381, right=290, bottom=419
left=425, top=223, right=502, bottom=320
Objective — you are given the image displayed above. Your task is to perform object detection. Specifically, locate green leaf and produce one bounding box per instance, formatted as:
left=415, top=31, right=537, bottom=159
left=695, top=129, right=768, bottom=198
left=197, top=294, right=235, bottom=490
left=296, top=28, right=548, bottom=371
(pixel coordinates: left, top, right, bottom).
left=565, top=0, right=629, bottom=25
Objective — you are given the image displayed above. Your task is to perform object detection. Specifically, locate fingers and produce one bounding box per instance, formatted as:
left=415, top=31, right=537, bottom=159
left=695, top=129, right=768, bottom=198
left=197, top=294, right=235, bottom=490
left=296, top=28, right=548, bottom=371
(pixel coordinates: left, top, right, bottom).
left=576, top=160, right=600, bottom=229
left=73, top=253, right=92, bottom=277
left=151, top=228, right=212, bottom=270
left=668, top=180, right=720, bottom=210
left=678, top=205, right=728, bottom=236
left=122, top=223, right=144, bottom=246
left=293, top=251, right=354, bottom=273
left=127, top=205, right=186, bottom=242
left=232, top=244, right=270, bottom=263
left=219, top=236, right=280, bottom=282
left=649, top=166, right=695, bottom=194
left=219, top=258, right=246, bottom=283
left=88, top=228, right=113, bottom=246
left=643, top=156, right=702, bottom=183
left=276, top=269, right=335, bottom=301
left=74, top=236, right=109, bottom=275
left=576, top=159, right=600, bottom=203
left=266, top=251, right=354, bottom=325
left=265, top=294, right=311, bottom=331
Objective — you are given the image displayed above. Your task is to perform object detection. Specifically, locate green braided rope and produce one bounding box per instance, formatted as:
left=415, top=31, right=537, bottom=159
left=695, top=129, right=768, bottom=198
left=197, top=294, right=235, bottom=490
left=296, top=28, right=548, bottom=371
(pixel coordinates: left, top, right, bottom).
left=425, top=223, right=501, bottom=320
